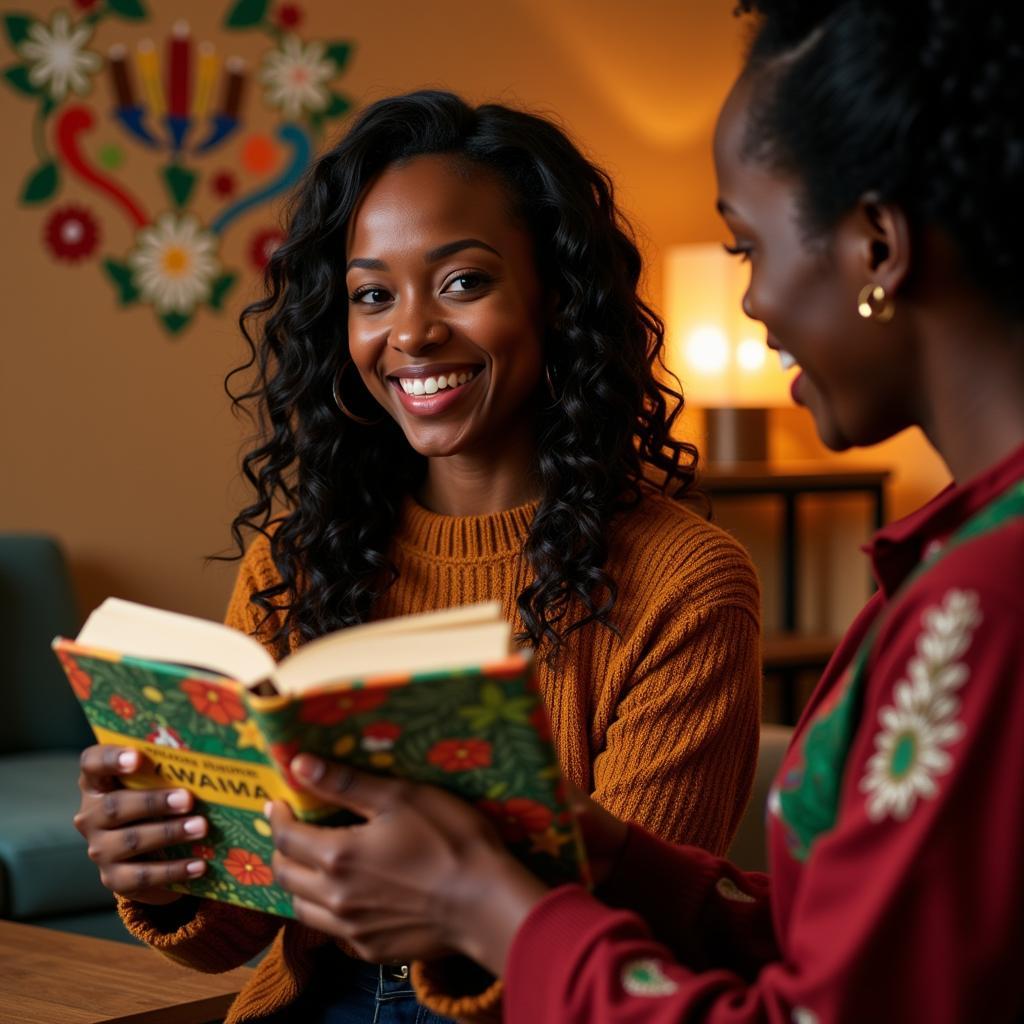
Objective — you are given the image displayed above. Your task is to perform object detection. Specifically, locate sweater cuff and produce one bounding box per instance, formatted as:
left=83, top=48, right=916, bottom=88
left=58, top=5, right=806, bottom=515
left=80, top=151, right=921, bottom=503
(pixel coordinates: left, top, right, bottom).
left=599, top=824, right=721, bottom=923
left=116, top=895, right=277, bottom=972
left=411, top=956, right=504, bottom=1023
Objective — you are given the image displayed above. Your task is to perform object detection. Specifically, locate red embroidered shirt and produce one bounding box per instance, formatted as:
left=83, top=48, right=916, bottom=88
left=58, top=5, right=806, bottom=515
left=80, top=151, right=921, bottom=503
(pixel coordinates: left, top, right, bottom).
left=506, top=443, right=1024, bottom=1024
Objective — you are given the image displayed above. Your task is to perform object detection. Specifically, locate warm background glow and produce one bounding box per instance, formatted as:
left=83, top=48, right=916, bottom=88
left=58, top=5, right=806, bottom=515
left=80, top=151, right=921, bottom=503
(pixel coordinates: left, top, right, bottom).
left=1, top=0, right=949, bottom=630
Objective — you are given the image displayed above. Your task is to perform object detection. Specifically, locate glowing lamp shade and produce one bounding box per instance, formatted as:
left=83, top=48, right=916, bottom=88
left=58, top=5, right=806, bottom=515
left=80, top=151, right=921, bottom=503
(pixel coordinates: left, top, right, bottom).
left=665, top=242, right=791, bottom=409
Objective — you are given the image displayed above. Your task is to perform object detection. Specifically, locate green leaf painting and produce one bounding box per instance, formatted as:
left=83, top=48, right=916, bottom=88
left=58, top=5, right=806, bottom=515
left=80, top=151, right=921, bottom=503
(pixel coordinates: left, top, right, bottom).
left=21, top=161, right=57, bottom=203
left=162, top=165, right=197, bottom=209
left=3, top=13, right=34, bottom=47
left=224, top=0, right=269, bottom=28
left=324, top=42, right=353, bottom=70
left=3, top=64, right=38, bottom=96
left=102, top=259, right=139, bottom=305
left=208, top=272, right=237, bottom=310
left=160, top=310, right=192, bottom=335
left=106, top=0, right=148, bottom=20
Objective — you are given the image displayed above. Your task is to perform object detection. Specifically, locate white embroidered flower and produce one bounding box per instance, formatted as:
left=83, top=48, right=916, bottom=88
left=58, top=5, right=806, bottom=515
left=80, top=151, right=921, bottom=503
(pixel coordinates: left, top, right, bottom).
left=260, top=35, right=335, bottom=118
left=860, top=589, right=981, bottom=823
left=716, top=877, right=756, bottom=903
left=128, top=213, right=220, bottom=315
left=621, top=958, right=678, bottom=997
left=19, top=11, right=102, bottom=101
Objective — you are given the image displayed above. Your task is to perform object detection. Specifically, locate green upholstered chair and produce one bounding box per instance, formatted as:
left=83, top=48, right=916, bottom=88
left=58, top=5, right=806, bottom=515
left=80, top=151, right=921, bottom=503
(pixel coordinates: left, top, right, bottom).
left=0, top=534, right=129, bottom=941
left=727, top=724, right=793, bottom=873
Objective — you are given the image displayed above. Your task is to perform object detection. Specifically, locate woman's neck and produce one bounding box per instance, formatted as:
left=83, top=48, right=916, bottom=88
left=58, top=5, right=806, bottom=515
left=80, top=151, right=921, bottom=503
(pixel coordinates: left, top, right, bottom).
left=417, top=433, right=540, bottom=517
left=919, top=307, right=1024, bottom=484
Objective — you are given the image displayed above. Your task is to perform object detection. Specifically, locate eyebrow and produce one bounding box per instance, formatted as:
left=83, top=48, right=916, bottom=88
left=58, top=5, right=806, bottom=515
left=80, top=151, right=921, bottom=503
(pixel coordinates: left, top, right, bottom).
left=345, top=238, right=501, bottom=274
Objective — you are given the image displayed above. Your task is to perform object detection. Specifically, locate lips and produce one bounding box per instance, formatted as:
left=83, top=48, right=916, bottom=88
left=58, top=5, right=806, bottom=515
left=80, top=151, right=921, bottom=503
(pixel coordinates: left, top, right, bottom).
left=385, top=362, right=484, bottom=417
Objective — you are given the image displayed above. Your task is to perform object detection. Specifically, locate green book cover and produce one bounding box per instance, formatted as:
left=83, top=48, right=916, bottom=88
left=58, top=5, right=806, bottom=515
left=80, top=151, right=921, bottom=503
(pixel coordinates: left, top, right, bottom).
left=54, top=639, right=588, bottom=918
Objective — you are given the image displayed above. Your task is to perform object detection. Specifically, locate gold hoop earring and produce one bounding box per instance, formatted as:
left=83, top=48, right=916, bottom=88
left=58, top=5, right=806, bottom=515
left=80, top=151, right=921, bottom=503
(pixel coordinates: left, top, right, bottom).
left=857, top=284, right=895, bottom=323
left=332, top=359, right=384, bottom=426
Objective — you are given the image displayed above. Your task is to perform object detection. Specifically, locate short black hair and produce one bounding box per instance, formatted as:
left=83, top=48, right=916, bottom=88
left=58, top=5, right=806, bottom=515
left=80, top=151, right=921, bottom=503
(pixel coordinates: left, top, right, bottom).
left=736, top=0, right=1024, bottom=320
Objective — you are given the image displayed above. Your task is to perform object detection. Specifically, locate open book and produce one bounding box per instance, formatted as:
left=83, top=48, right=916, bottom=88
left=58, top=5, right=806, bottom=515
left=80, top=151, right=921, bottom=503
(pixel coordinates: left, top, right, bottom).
left=54, top=599, right=586, bottom=918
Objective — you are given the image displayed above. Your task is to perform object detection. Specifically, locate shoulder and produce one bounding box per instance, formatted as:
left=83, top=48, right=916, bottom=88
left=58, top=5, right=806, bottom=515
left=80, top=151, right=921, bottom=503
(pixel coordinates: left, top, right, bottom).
left=607, top=490, right=760, bottom=614
left=224, top=531, right=287, bottom=651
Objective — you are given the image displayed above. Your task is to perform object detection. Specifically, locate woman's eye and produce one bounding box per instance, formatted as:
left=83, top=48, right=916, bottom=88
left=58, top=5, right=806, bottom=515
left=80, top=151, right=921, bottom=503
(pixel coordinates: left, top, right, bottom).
left=351, top=287, right=391, bottom=305
left=722, top=242, right=752, bottom=264
left=444, top=272, right=488, bottom=294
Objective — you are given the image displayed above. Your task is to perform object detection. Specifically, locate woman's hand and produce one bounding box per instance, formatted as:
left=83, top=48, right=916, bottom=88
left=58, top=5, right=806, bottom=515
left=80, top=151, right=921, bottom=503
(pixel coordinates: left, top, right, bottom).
left=563, top=781, right=630, bottom=888
left=268, top=754, right=550, bottom=974
left=73, top=744, right=208, bottom=905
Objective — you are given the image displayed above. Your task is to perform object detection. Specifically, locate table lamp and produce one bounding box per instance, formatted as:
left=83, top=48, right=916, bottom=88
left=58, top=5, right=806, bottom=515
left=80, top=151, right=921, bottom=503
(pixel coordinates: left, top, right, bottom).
left=664, top=242, right=794, bottom=463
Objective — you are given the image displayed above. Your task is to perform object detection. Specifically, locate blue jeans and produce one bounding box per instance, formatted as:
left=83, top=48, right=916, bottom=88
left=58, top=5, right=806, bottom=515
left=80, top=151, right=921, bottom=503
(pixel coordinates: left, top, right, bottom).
left=262, top=951, right=454, bottom=1024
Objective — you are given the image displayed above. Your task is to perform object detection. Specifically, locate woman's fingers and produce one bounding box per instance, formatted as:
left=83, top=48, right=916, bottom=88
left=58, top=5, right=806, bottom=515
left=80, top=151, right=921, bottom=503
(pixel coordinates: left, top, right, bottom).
left=74, top=786, right=196, bottom=836
left=78, top=744, right=151, bottom=795
left=85, top=812, right=208, bottom=863
left=98, top=855, right=207, bottom=897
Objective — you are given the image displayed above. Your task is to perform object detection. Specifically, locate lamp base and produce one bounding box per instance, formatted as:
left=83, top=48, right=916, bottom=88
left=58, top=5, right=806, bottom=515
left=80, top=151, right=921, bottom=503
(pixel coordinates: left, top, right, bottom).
left=705, top=407, right=768, bottom=464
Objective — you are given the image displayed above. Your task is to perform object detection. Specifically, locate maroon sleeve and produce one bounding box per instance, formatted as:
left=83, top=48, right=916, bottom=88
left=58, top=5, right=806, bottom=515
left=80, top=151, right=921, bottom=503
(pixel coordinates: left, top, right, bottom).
left=505, top=575, right=1024, bottom=1023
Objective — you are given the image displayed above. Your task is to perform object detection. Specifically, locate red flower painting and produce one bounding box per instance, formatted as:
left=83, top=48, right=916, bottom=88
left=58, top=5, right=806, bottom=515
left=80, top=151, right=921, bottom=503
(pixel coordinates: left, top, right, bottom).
left=427, top=738, right=493, bottom=773
left=477, top=797, right=553, bottom=843
left=299, top=688, right=389, bottom=726
left=224, top=848, right=273, bottom=886
left=109, top=694, right=137, bottom=721
left=57, top=650, right=92, bottom=700
left=180, top=679, right=247, bottom=725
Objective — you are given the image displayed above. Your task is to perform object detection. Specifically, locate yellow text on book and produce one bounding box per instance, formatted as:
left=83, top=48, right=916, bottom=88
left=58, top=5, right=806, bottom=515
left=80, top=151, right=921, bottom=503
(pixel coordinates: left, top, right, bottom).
left=93, top=727, right=323, bottom=814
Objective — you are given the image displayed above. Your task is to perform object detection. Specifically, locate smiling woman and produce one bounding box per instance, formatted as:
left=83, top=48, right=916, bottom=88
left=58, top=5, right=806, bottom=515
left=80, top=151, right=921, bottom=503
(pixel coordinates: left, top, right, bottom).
left=71, top=91, right=763, bottom=1024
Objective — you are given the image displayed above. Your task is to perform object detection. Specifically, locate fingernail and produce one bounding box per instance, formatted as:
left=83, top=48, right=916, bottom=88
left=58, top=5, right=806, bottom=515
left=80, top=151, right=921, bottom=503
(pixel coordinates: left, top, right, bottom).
left=291, top=754, right=324, bottom=782
left=183, top=816, right=206, bottom=836
left=263, top=801, right=273, bottom=819
left=166, top=790, right=190, bottom=812
left=186, top=860, right=206, bottom=877
left=118, top=750, right=138, bottom=771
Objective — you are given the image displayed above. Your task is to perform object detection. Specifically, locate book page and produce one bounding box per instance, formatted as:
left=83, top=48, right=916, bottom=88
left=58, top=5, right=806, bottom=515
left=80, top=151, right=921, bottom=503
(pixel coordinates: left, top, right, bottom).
left=76, top=598, right=276, bottom=685
left=274, top=618, right=513, bottom=694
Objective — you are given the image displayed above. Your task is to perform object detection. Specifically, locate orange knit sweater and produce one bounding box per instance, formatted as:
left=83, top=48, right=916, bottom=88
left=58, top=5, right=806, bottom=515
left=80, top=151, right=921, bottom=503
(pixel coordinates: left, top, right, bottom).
left=118, top=491, right=761, bottom=1022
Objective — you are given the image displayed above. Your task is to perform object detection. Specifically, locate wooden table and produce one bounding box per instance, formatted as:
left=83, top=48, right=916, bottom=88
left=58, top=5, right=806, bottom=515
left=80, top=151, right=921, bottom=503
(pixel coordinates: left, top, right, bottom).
left=0, top=920, right=254, bottom=1024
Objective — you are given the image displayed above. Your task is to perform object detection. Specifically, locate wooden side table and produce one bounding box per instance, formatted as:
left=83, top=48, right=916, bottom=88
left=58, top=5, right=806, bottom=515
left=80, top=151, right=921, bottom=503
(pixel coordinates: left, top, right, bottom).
left=0, top=919, right=254, bottom=1024
left=702, top=461, right=891, bottom=723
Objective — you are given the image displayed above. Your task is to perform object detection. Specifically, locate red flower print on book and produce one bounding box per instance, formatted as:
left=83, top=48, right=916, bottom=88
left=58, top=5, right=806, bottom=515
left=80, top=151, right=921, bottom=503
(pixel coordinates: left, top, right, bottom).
left=109, top=694, right=137, bottom=721
left=180, top=679, right=247, bottom=725
left=224, top=848, right=273, bottom=886
left=57, top=650, right=92, bottom=700
left=299, top=688, right=388, bottom=726
left=478, top=797, right=554, bottom=843
left=427, top=738, right=493, bottom=773
left=361, top=721, right=401, bottom=752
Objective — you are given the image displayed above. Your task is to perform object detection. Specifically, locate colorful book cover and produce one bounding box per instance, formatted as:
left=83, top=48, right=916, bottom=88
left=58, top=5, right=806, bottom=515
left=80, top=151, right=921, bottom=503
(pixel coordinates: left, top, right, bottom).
left=54, top=640, right=587, bottom=918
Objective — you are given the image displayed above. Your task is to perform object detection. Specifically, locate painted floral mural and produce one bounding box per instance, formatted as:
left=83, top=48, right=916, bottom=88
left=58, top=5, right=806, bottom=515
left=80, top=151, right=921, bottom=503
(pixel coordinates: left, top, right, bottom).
left=3, top=0, right=356, bottom=335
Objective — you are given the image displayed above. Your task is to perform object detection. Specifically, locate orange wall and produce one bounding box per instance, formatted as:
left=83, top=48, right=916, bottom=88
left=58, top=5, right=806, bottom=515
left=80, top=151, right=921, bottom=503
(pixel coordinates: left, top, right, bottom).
left=0, top=0, right=949, bottom=628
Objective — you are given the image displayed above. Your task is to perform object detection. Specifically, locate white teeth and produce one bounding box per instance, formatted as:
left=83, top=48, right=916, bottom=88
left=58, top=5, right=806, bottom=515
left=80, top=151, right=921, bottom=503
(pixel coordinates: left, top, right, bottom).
left=397, top=370, right=475, bottom=397
left=779, top=350, right=797, bottom=371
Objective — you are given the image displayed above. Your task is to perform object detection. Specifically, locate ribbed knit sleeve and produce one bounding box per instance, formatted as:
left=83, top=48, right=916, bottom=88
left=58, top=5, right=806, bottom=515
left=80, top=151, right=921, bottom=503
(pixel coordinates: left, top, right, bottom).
left=588, top=523, right=761, bottom=853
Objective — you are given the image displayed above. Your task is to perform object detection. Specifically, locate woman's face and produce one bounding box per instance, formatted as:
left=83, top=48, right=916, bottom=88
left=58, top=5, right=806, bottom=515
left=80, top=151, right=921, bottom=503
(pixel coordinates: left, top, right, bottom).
left=345, top=155, right=546, bottom=459
left=712, top=78, right=916, bottom=450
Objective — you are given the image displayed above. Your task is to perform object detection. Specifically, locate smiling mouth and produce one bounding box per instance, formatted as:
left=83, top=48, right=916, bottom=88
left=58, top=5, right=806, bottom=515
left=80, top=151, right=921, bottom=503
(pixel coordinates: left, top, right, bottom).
left=389, top=368, right=478, bottom=397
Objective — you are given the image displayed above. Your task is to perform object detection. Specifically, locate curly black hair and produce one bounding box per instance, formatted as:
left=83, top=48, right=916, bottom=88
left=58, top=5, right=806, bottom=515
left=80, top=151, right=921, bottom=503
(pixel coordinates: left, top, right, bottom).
left=735, top=0, right=1024, bottom=320
left=223, top=90, right=697, bottom=658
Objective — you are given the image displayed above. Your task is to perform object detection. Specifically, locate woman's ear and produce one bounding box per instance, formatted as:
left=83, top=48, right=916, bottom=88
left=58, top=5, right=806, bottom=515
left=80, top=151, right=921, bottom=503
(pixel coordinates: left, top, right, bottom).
left=842, top=192, right=913, bottom=297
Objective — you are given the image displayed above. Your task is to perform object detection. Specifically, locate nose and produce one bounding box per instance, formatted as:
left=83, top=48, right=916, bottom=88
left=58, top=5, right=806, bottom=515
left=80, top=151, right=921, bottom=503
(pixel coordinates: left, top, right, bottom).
left=391, top=294, right=451, bottom=354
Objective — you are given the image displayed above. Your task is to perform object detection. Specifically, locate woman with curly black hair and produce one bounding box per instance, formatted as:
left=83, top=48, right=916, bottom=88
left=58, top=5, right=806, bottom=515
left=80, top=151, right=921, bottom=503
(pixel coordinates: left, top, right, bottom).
left=235, top=6, right=1024, bottom=1022
left=73, top=91, right=762, bottom=1023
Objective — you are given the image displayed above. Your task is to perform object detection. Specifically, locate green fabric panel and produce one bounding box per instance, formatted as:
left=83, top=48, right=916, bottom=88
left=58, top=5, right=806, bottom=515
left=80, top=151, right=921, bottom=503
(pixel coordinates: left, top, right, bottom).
left=0, top=752, right=111, bottom=918
left=0, top=534, right=92, bottom=753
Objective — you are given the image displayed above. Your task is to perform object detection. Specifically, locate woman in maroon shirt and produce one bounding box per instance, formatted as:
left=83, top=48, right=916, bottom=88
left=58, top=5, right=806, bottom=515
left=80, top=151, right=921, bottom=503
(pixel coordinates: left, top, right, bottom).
left=260, top=2, right=1024, bottom=1021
